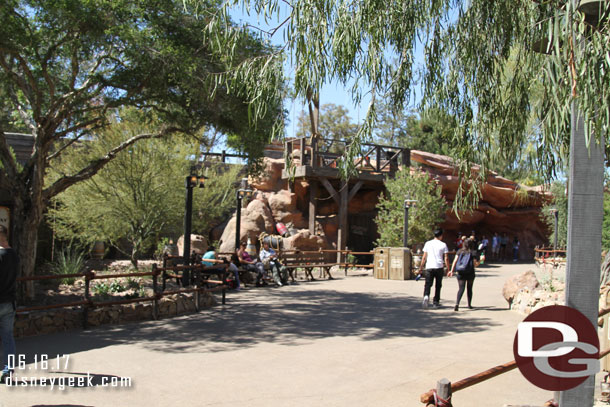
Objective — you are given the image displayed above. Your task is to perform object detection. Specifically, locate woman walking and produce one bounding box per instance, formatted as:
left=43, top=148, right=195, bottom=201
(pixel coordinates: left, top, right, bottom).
left=449, top=238, right=480, bottom=311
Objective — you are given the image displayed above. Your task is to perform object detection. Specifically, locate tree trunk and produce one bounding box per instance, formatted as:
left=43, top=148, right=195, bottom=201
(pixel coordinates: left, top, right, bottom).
left=130, top=241, right=140, bottom=270
left=11, top=145, right=47, bottom=300
left=12, top=193, right=44, bottom=300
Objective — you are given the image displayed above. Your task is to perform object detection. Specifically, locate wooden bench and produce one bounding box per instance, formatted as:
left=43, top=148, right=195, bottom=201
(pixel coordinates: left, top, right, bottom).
left=160, top=255, right=229, bottom=304
left=279, top=250, right=338, bottom=281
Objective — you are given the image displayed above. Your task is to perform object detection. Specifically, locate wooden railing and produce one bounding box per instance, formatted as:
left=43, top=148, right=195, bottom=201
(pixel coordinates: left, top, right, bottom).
left=16, top=261, right=228, bottom=329
left=420, top=295, right=610, bottom=406
left=534, top=246, right=567, bottom=268
left=284, top=137, right=410, bottom=175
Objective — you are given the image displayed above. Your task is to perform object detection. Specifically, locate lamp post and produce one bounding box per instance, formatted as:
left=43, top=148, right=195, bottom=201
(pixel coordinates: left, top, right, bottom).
left=235, top=178, right=253, bottom=250
left=549, top=207, right=559, bottom=253
left=182, top=169, right=207, bottom=286
left=403, top=199, right=417, bottom=248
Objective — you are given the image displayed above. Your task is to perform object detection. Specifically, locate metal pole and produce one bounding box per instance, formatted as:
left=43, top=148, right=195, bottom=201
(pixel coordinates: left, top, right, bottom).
left=553, top=210, right=558, bottom=253
left=182, top=177, right=193, bottom=287
left=235, top=192, right=242, bottom=251
left=559, top=102, right=605, bottom=407
left=403, top=205, right=409, bottom=248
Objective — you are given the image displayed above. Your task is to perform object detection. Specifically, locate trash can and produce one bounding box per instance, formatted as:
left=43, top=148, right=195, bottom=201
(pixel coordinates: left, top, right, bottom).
left=389, top=247, right=412, bottom=280
left=374, top=247, right=389, bottom=279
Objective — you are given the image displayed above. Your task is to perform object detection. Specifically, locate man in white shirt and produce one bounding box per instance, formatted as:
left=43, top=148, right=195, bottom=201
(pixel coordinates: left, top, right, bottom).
left=260, top=242, right=288, bottom=287
left=418, top=228, right=450, bottom=308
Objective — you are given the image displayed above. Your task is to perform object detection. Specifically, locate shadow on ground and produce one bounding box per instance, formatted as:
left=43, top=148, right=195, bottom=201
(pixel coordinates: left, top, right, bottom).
left=16, top=285, right=505, bottom=361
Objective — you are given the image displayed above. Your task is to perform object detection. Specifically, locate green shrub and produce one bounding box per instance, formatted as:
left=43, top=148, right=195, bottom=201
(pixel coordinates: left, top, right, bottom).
left=375, top=169, right=447, bottom=247
left=109, top=281, right=126, bottom=293
left=49, top=247, right=86, bottom=285
left=92, top=282, right=111, bottom=298
left=126, top=277, right=140, bottom=290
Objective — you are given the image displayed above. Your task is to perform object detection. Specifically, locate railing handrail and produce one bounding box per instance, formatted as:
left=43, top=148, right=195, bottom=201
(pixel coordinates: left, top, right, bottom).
left=420, top=290, right=610, bottom=404
left=15, top=262, right=227, bottom=328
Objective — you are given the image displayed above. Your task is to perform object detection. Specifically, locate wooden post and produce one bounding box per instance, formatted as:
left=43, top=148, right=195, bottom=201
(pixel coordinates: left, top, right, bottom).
left=309, top=180, right=318, bottom=234
left=299, top=138, right=305, bottom=164
left=375, top=145, right=381, bottom=172
left=437, top=378, right=451, bottom=402
left=402, top=148, right=411, bottom=167
left=83, top=271, right=92, bottom=329
left=311, top=136, right=317, bottom=168
left=337, top=181, right=348, bottom=263
left=221, top=265, right=227, bottom=305
left=152, top=264, right=159, bottom=320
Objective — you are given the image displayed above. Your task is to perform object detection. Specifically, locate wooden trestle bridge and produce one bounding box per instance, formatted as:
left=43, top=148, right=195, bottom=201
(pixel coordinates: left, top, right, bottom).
left=199, top=137, right=410, bottom=258
left=282, top=137, right=410, bottom=259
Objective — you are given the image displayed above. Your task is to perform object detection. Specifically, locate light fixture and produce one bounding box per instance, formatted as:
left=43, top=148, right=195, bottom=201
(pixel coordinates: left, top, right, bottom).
left=404, top=199, right=417, bottom=208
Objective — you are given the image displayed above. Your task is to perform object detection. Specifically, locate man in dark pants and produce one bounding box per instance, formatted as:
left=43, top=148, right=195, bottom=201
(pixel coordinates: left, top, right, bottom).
left=0, top=225, right=18, bottom=383
left=418, top=228, right=450, bottom=308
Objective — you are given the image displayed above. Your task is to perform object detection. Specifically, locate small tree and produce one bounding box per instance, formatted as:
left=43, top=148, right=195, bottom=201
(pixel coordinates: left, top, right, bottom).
left=49, top=114, right=241, bottom=268
left=375, top=169, right=447, bottom=247
left=540, top=181, right=568, bottom=249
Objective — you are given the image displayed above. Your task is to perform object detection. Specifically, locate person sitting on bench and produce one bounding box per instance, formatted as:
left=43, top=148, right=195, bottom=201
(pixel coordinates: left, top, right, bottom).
left=260, top=242, right=288, bottom=287
left=200, top=246, right=227, bottom=280
left=237, top=242, right=266, bottom=286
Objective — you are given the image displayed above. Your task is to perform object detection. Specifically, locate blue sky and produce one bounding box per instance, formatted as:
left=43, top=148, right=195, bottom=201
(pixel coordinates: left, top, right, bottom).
left=230, top=8, right=372, bottom=139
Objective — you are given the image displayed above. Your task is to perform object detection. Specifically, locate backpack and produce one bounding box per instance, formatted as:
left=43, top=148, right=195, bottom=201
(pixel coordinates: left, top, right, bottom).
left=455, top=251, right=473, bottom=274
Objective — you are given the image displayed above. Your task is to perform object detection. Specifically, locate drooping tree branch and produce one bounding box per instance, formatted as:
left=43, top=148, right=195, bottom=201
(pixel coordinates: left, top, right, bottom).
left=43, top=127, right=182, bottom=200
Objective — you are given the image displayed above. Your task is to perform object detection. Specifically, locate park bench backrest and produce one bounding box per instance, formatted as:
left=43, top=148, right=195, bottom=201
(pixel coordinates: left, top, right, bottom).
left=280, top=250, right=336, bottom=266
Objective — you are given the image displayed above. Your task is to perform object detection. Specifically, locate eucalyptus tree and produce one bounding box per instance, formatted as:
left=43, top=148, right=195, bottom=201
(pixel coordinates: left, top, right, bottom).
left=201, top=0, right=609, bottom=191
left=0, top=0, right=282, bottom=289
left=295, top=103, right=358, bottom=140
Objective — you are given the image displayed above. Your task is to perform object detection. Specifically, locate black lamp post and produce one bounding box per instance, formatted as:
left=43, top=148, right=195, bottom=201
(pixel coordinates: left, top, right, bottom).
left=549, top=207, right=559, bottom=253
left=234, top=178, right=253, bottom=250
left=403, top=199, right=417, bottom=248
left=182, top=169, right=207, bottom=286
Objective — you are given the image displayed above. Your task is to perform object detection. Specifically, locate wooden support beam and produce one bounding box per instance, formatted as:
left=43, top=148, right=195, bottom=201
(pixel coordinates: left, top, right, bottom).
left=309, top=180, right=318, bottom=234
left=337, top=180, right=348, bottom=263
left=311, top=136, right=317, bottom=168
left=347, top=180, right=363, bottom=202
left=320, top=177, right=339, bottom=204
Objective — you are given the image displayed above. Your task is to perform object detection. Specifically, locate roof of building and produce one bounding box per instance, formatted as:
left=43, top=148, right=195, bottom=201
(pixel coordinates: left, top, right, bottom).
left=4, top=133, right=34, bottom=165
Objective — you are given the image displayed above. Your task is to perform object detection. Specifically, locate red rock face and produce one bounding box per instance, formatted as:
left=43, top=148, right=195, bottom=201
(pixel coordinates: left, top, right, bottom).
left=216, top=152, right=550, bottom=258
left=410, top=150, right=551, bottom=259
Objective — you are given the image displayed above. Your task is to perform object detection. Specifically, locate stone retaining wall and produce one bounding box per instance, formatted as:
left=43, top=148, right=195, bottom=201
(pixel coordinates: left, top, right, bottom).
left=14, top=292, right=217, bottom=338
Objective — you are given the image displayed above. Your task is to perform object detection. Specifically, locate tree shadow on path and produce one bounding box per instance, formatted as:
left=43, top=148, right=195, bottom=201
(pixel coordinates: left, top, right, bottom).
left=16, top=287, right=503, bottom=359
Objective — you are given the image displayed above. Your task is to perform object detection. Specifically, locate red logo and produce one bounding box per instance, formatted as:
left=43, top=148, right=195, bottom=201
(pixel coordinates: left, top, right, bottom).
left=513, top=305, right=599, bottom=391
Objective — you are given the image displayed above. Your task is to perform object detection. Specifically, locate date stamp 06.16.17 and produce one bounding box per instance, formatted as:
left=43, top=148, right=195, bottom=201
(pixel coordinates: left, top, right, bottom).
left=4, top=354, right=132, bottom=390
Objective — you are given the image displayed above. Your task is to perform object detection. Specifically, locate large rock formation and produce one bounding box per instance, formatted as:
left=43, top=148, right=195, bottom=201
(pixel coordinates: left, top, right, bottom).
left=215, top=150, right=550, bottom=257
left=411, top=150, right=551, bottom=259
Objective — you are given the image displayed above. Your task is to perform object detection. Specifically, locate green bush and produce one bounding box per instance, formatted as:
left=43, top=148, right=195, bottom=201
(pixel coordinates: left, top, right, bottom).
left=109, top=281, right=126, bottom=293
left=92, top=282, right=111, bottom=298
left=375, top=169, right=447, bottom=247
left=49, top=247, right=86, bottom=285
left=540, top=181, right=568, bottom=248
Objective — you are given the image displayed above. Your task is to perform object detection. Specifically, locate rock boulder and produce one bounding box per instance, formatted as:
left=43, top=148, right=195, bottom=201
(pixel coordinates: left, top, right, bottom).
left=283, top=230, right=330, bottom=251
left=177, top=234, right=208, bottom=255
left=502, top=270, right=540, bottom=306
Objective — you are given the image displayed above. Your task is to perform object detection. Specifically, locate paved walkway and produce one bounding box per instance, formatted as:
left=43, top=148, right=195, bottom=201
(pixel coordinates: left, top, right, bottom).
left=2, top=262, right=556, bottom=406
